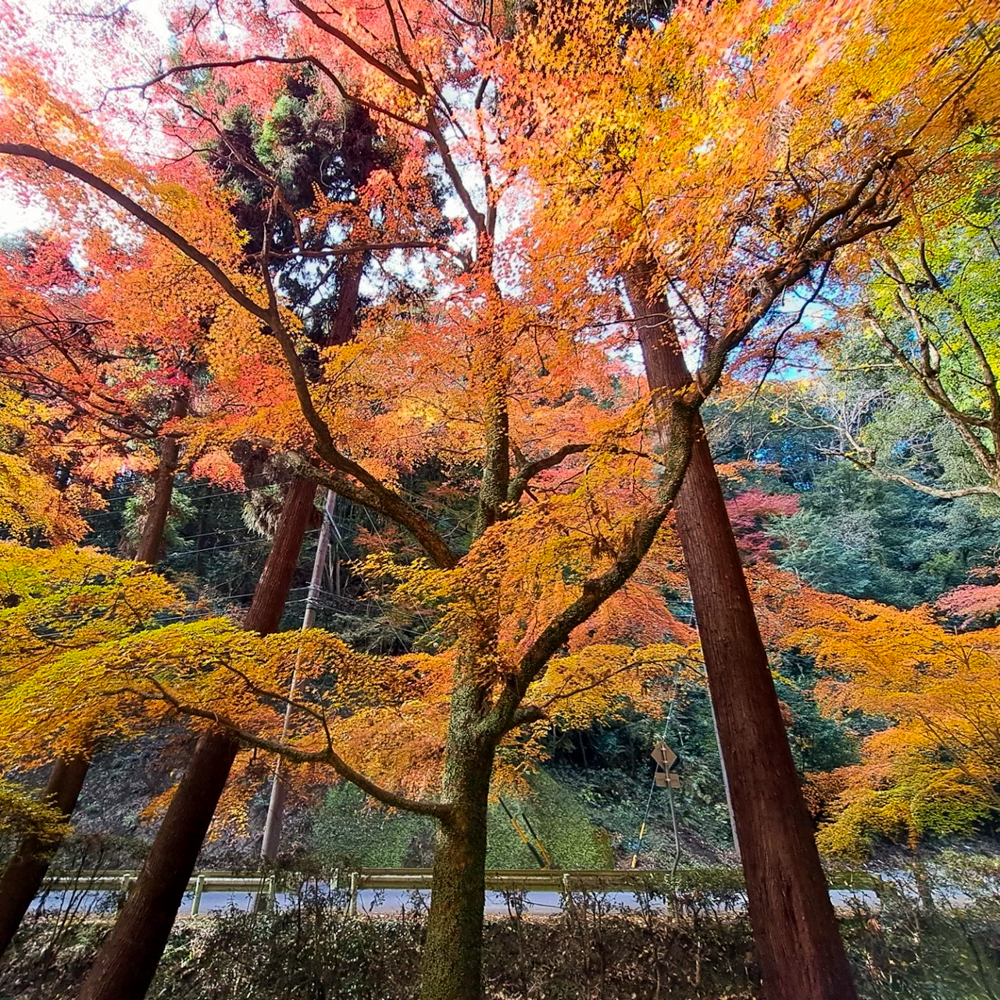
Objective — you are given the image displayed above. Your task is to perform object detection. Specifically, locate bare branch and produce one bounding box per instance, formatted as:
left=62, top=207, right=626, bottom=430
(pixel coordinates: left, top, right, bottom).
left=842, top=451, right=999, bottom=500
left=293, top=459, right=459, bottom=570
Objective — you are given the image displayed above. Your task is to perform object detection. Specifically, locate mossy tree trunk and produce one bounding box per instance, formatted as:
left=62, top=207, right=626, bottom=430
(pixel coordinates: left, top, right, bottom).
left=420, top=727, right=494, bottom=1000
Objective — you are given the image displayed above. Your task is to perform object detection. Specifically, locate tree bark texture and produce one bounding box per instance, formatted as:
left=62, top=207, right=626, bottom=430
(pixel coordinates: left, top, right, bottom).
left=0, top=755, right=90, bottom=957
left=76, top=731, right=238, bottom=1000
left=243, top=476, right=318, bottom=635
left=630, top=281, right=859, bottom=1000
left=77, top=476, right=317, bottom=1000
left=134, top=395, right=187, bottom=566
left=419, top=722, right=494, bottom=1000
left=326, top=250, right=364, bottom=347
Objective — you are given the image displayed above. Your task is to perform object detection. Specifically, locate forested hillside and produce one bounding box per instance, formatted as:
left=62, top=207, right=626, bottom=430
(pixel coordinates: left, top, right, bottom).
left=1, top=2, right=1000, bottom=999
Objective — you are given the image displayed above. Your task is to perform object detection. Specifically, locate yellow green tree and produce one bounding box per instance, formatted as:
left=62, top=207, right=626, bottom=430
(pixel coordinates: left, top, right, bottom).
left=0, top=543, right=180, bottom=954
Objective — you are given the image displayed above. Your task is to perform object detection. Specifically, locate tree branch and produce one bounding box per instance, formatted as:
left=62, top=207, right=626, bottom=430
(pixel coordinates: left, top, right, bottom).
left=287, top=0, right=425, bottom=96
left=0, top=144, right=271, bottom=326
left=135, top=679, right=451, bottom=819
left=486, top=405, right=697, bottom=736
left=293, top=459, right=459, bottom=569
left=112, top=53, right=431, bottom=134
left=507, top=443, right=589, bottom=504
left=841, top=451, right=999, bottom=500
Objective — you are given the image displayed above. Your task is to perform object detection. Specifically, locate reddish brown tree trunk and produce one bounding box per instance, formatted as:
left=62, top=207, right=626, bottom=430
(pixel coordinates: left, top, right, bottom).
left=0, top=755, right=90, bottom=957
left=326, top=250, right=364, bottom=347
left=630, top=282, right=858, bottom=1000
left=76, top=731, right=238, bottom=1000
left=134, top=396, right=187, bottom=566
left=242, top=476, right=318, bottom=634
left=77, top=477, right=318, bottom=1000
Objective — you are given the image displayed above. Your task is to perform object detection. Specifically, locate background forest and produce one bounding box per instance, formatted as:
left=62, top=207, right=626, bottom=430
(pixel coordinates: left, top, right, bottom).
left=1, top=1, right=1000, bottom=999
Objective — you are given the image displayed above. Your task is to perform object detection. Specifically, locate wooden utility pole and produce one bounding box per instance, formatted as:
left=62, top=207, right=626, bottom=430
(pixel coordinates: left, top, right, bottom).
left=260, top=489, right=337, bottom=863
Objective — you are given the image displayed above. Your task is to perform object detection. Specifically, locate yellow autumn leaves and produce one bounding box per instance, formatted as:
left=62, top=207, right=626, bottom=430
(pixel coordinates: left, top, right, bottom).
left=789, top=601, right=1000, bottom=855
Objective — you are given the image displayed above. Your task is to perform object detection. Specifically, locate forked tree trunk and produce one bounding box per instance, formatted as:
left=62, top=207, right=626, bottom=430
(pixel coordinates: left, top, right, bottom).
left=631, top=281, right=858, bottom=1000
left=0, top=755, right=90, bottom=957
left=77, top=476, right=318, bottom=1000
left=419, top=730, right=494, bottom=1000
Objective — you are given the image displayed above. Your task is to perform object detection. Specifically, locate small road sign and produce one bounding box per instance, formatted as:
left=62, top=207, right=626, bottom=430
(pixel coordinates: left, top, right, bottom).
left=651, top=742, right=677, bottom=770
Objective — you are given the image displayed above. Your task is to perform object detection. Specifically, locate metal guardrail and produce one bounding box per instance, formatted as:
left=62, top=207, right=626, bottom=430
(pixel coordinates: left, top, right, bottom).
left=40, top=867, right=887, bottom=917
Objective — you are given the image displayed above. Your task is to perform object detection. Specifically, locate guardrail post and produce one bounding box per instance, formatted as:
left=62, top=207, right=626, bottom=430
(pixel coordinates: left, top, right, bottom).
left=191, top=875, right=205, bottom=916
left=348, top=872, right=359, bottom=917
left=562, top=872, right=575, bottom=914
left=267, top=874, right=277, bottom=912
left=117, top=875, right=132, bottom=913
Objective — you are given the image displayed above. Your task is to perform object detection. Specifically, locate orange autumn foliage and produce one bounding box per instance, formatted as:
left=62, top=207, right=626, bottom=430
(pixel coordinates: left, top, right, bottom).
left=1, top=5, right=997, bottom=955
left=788, top=599, right=1000, bottom=855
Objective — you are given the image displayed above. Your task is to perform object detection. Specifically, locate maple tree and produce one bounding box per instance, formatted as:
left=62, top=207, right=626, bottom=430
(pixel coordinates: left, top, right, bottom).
left=0, top=108, right=345, bottom=945
left=0, top=192, right=277, bottom=949
left=0, top=11, right=698, bottom=1000
left=0, top=57, right=420, bottom=992
left=0, top=543, right=181, bottom=955
left=0, top=222, right=224, bottom=943
left=510, top=3, right=1000, bottom=998
left=0, top=378, right=95, bottom=543
left=1, top=2, right=998, bottom=1000
left=788, top=598, right=1000, bottom=857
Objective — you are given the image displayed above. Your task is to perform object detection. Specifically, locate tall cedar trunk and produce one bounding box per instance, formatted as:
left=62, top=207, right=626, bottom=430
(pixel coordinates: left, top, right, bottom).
left=631, top=281, right=859, bottom=1000
left=243, top=476, right=318, bottom=633
left=0, top=755, right=89, bottom=956
left=0, top=407, right=189, bottom=956
left=326, top=251, right=364, bottom=347
left=77, top=476, right=317, bottom=1000
left=419, top=729, right=494, bottom=1000
left=134, top=396, right=187, bottom=566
